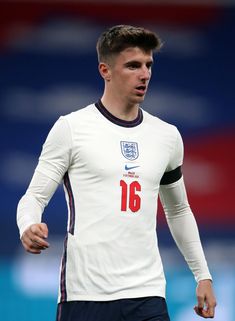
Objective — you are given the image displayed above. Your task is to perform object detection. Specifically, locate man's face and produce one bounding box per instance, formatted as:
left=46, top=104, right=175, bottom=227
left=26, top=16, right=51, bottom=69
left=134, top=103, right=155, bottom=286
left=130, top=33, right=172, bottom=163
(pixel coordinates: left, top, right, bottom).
left=108, top=47, right=153, bottom=106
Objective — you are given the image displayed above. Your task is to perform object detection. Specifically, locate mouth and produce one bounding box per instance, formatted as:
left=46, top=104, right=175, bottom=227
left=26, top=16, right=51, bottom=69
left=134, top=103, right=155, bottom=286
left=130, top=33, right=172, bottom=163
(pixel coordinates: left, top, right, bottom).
left=135, top=85, right=147, bottom=96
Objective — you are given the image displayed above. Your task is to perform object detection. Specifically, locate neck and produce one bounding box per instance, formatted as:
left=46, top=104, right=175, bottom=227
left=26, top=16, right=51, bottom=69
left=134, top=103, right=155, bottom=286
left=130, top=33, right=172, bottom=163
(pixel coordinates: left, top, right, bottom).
left=100, top=95, right=139, bottom=121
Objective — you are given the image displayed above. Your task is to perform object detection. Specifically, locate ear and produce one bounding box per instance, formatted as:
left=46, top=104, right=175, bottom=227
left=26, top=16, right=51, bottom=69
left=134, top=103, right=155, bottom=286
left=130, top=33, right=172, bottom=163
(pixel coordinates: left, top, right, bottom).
left=98, top=62, right=111, bottom=81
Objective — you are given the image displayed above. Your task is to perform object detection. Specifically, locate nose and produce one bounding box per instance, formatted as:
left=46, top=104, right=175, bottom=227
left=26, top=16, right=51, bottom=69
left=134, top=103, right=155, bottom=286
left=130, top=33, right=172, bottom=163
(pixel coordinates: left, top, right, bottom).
left=140, top=66, right=151, bottom=81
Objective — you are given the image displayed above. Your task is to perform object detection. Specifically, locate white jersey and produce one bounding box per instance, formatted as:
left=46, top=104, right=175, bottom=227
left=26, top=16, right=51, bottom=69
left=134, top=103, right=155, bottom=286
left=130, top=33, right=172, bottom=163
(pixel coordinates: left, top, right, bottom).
left=17, top=100, right=212, bottom=302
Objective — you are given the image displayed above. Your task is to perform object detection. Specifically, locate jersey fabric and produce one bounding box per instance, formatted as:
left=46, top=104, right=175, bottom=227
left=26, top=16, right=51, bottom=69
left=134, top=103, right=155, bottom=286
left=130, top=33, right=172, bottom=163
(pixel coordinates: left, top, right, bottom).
left=34, top=100, right=184, bottom=303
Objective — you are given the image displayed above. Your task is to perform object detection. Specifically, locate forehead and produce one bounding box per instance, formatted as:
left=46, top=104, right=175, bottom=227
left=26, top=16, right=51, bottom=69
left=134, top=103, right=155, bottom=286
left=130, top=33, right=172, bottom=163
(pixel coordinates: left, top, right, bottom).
left=114, top=46, right=153, bottom=64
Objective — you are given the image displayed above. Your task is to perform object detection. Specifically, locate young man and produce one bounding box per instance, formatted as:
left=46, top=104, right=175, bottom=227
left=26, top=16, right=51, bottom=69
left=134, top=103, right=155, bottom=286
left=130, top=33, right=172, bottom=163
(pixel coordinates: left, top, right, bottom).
left=17, top=25, right=216, bottom=321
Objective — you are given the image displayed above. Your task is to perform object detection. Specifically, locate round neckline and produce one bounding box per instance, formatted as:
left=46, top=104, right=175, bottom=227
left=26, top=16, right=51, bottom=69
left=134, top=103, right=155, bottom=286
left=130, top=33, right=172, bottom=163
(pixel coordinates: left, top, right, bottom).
left=95, top=99, right=143, bottom=128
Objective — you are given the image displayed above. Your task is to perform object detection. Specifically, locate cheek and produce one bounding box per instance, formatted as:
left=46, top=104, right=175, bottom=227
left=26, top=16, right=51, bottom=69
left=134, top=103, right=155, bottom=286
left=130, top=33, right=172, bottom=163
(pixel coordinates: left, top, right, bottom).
left=114, top=75, right=129, bottom=87
left=111, top=70, right=134, bottom=90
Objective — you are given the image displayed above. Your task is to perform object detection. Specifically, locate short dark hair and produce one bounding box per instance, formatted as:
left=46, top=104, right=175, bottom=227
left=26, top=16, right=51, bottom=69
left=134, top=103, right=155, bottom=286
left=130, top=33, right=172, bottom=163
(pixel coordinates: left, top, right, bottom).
left=96, top=24, right=162, bottom=63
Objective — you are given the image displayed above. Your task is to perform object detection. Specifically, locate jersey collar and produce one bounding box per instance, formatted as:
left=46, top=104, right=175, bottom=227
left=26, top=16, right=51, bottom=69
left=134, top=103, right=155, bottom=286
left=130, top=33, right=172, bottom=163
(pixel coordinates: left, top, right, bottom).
left=95, top=99, right=143, bottom=128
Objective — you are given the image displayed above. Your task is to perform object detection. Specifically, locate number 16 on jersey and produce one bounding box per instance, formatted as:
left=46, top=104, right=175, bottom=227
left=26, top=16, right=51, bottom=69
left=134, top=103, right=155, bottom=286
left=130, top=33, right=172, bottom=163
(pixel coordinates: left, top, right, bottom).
left=120, top=180, right=141, bottom=213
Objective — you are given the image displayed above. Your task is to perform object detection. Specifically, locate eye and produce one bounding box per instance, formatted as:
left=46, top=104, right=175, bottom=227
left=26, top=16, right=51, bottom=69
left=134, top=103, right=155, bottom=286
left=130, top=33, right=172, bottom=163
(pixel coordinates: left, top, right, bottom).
left=125, top=62, right=141, bottom=70
left=146, top=62, right=153, bottom=70
left=127, top=62, right=140, bottom=70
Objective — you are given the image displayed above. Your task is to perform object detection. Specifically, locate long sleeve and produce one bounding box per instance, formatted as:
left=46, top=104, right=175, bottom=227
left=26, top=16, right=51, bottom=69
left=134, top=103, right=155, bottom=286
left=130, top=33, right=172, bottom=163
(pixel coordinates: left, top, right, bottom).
left=159, top=176, right=212, bottom=283
left=17, top=116, right=72, bottom=237
left=17, top=171, right=59, bottom=238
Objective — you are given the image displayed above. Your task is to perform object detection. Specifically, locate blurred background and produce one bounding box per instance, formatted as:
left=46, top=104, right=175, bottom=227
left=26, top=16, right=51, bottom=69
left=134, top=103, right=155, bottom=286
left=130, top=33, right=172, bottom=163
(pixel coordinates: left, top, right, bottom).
left=0, top=0, right=235, bottom=320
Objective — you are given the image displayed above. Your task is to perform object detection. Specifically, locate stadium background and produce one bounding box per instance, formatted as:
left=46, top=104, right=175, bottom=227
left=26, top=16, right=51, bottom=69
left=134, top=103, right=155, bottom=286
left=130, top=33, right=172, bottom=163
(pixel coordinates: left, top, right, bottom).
left=0, top=1, right=234, bottom=320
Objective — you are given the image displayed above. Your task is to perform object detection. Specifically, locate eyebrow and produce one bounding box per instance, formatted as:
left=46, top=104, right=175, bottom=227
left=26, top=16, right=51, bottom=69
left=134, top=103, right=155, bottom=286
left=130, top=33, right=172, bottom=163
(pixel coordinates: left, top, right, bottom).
left=124, top=60, right=154, bottom=67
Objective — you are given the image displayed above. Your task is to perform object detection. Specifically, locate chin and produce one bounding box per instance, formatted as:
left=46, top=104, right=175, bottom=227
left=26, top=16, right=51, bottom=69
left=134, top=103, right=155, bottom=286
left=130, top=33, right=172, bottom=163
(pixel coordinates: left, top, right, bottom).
left=129, top=95, right=145, bottom=106
left=135, top=95, right=145, bottom=103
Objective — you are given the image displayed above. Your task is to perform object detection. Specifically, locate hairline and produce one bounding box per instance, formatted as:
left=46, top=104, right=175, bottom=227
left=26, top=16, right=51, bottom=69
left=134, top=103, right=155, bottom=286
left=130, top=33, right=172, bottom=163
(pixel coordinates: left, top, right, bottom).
left=98, top=46, right=155, bottom=65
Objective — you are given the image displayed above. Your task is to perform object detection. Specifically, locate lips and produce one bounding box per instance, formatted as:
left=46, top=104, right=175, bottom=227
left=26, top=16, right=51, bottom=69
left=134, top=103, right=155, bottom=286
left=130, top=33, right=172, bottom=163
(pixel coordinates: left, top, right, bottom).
left=136, top=85, right=146, bottom=90
left=135, top=85, right=146, bottom=95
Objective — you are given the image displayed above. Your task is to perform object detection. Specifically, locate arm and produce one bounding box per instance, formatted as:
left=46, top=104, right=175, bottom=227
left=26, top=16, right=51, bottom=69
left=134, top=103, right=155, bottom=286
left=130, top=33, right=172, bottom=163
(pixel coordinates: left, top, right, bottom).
left=159, top=128, right=216, bottom=318
left=159, top=177, right=216, bottom=318
left=159, top=176, right=212, bottom=282
left=16, top=117, right=72, bottom=253
left=17, top=171, right=59, bottom=253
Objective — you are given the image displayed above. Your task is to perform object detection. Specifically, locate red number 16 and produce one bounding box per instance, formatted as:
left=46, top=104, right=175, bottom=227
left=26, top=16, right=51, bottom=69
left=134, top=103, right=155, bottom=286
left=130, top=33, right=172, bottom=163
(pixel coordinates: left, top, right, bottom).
left=120, top=180, right=141, bottom=212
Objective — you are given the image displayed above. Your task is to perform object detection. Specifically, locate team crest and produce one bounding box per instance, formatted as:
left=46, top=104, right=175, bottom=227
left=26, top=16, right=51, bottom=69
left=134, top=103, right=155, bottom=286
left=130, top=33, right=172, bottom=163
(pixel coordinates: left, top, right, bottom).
left=120, top=141, right=139, bottom=161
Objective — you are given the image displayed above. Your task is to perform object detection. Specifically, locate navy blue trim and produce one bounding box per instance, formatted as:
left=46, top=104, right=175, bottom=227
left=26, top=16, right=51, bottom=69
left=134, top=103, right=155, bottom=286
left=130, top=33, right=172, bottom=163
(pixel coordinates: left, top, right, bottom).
left=160, top=166, right=182, bottom=185
left=95, top=99, right=143, bottom=127
left=64, top=172, right=75, bottom=235
left=60, top=233, right=68, bottom=303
